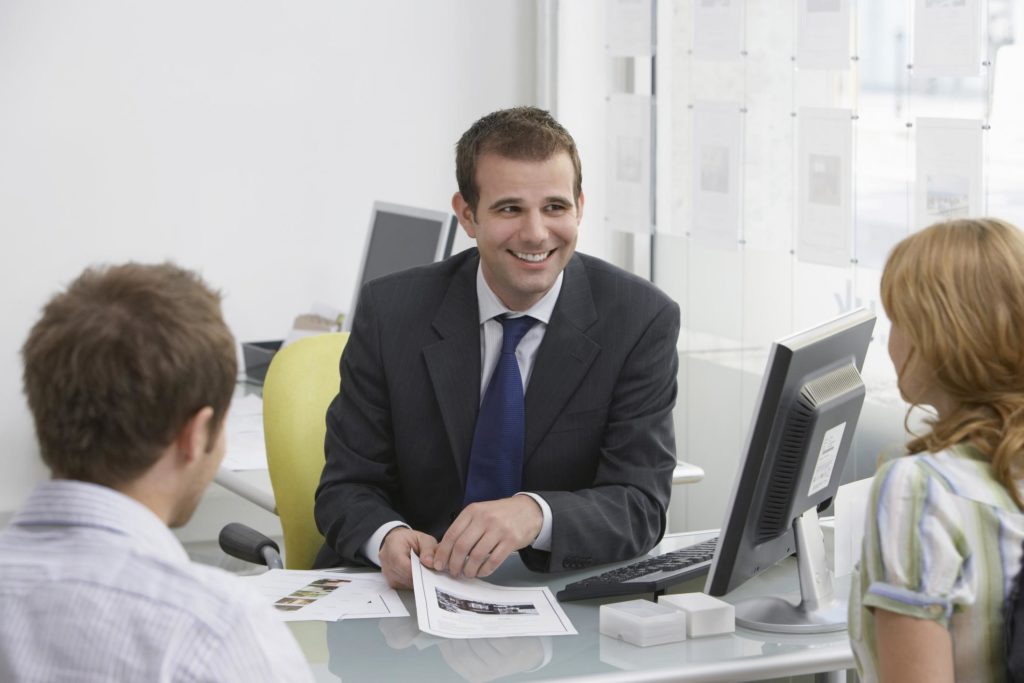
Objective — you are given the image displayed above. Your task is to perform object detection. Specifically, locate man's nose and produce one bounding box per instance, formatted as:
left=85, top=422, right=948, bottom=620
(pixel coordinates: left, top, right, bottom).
left=520, top=210, right=547, bottom=242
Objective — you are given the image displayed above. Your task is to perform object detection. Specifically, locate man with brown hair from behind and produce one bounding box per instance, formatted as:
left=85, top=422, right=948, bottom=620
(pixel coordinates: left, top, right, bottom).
left=0, top=263, right=313, bottom=682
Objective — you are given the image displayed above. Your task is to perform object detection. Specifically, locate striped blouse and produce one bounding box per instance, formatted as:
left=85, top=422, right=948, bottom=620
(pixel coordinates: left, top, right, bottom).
left=850, top=444, right=1024, bottom=683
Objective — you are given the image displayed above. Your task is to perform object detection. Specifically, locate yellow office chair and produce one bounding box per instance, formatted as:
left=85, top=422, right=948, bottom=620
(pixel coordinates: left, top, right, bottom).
left=261, top=332, right=349, bottom=569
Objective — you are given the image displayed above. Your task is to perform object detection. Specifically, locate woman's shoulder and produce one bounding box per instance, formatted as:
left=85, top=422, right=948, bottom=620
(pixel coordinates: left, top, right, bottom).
left=874, top=445, right=1017, bottom=511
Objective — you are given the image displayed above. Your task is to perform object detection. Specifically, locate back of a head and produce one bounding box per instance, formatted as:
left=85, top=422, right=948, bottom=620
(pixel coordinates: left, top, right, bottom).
left=880, top=217, right=1024, bottom=499
left=455, top=106, right=583, bottom=213
left=21, top=263, right=237, bottom=487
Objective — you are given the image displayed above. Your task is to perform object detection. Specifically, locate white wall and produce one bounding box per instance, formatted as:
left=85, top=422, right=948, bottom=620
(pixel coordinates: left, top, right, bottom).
left=0, top=1, right=540, bottom=526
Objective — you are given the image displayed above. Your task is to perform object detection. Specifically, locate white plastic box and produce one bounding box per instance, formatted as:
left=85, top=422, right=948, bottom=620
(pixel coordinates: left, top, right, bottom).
left=659, top=593, right=735, bottom=638
left=599, top=599, right=687, bottom=647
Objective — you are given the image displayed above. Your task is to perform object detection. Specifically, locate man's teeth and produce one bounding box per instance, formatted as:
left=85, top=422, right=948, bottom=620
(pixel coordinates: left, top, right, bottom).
left=513, top=251, right=549, bottom=262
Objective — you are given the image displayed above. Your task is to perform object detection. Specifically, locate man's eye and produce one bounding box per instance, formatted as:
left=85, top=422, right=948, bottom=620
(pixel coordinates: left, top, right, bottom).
left=546, top=204, right=568, bottom=213
left=499, top=206, right=520, bottom=214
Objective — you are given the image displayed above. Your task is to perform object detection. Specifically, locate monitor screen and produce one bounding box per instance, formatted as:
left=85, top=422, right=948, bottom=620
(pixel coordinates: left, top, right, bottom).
left=345, top=202, right=455, bottom=331
left=704, top=308, right=875, bottom=634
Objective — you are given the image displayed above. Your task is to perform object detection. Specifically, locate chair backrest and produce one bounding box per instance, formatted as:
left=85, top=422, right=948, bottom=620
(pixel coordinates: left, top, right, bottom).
left=262, top=332, right=348, bottom=569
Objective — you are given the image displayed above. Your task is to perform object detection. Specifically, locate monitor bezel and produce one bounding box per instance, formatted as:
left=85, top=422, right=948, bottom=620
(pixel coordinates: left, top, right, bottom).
left=704, top=308, right=876, bottom=601
left=344, top=201, right=454, bottom=332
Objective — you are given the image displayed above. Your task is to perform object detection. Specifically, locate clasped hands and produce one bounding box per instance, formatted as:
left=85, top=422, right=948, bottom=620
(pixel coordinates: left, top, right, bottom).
left=378, top=494, right=543, bottom=589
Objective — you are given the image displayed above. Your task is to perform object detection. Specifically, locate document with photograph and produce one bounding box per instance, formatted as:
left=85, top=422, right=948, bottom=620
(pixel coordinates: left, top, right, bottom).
left=243, top=569, right=409, bottom=622
left=410, top=552, right=577, bottom=639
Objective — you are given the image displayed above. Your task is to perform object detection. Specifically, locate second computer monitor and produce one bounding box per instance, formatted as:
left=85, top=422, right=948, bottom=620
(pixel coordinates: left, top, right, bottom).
left=704, top=308, right=876, bottom=633
left=345, top=201, right=457, bottom=331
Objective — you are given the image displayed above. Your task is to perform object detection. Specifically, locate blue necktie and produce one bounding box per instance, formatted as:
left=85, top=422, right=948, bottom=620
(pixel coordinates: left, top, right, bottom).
left=463, top=315, right=538, bottom=506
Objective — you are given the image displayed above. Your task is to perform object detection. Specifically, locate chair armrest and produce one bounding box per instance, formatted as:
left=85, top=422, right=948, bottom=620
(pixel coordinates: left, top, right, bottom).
left=673, top=461, right=706, bottom=485
left=218, top=522, right=284, bottom=569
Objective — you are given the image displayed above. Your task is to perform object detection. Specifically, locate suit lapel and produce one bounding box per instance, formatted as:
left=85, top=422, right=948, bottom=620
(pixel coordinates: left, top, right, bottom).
left=423, top=253, right=481, bottom=484
left=524, top=255, right=600, bottom=462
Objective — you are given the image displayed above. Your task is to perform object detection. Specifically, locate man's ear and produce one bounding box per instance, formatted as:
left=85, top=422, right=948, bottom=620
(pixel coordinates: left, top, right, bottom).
left=575, top=190, right=585, bottom=224
left=174, top=406, right=215, bottom=465
left=452, top=192, right=477, bottom=239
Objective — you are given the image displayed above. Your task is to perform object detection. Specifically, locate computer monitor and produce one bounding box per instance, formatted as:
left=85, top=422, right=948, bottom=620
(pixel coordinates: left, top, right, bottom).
left=704, top=308, right=876, bottom=634
left=345, top=201, right=457, bottom=331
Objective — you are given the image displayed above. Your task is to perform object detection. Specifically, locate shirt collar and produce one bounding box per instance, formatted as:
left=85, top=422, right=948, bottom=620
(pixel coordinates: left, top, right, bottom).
left=12, top=479, right=190, bottom=565
left=476, top=265, right=563, bottom=325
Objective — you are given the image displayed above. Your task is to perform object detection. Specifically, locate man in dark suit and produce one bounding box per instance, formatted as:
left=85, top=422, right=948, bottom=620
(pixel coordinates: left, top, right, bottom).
left=314, top=107, right=680, bottom=589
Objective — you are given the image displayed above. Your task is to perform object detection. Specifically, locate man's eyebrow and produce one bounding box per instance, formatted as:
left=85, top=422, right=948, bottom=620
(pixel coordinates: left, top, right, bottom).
left=487, top=197, right=523, bottom=211
left=545, top=195, right=573, bottom=205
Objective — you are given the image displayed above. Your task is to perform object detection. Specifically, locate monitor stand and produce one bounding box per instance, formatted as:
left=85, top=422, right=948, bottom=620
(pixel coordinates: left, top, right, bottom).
left=733, top=508, right=848, bottom=634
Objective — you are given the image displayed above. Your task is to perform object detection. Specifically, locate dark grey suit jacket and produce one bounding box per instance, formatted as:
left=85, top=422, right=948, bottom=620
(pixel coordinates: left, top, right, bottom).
left=313, top=249, right=680, bottom=572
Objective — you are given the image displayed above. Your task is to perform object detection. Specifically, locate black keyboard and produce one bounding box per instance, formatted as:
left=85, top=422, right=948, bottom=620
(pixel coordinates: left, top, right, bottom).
left=556, top=537, right=718, bottom=602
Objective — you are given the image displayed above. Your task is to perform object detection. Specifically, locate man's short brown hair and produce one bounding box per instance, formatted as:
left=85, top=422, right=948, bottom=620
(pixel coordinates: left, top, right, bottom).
left=21, top=263, right=237, bottom=486
left=455, top=106, right=583, bottom=214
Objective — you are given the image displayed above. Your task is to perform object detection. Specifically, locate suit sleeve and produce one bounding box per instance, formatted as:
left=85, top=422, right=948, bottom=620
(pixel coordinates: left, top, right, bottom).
left=314, top=283, right=405, bottom=566
left=520, top=298, right=680, bottom=572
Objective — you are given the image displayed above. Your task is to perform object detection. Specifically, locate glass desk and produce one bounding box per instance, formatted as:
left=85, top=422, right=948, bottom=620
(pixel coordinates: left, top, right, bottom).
left=286, top=531, right=854, bottom=683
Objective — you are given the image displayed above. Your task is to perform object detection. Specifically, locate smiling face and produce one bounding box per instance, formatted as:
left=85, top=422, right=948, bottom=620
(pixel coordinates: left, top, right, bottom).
left=453, top=152, right=584, bottom=312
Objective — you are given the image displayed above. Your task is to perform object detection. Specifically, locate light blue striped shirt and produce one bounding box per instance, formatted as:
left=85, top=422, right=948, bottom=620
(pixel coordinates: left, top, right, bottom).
left=850, top=445, right=1024, bottom=683
left=0, top=480, right=313, bottom=683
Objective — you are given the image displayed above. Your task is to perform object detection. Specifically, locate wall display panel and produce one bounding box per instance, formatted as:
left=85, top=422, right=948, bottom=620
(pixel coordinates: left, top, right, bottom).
left=692, top=0, right=745, bottom=61
left=797, top=0, right=853, bottom=70
left=607, top=94, right=654, bottom=234
left=690, top=102, right=743, bottom=249
left=913, top=0, right=984, bottom=78
left=607, top=0, right=655, bottom=56
left=797, top=108, right=854, bottom=267
left=914, top=117, right=984, bottom=229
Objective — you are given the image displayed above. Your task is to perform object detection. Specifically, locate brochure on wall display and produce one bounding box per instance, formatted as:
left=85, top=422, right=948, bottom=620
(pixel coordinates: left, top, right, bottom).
left=915, top=118, right=983, bottom=230
left=691, top=101, right=743, bottom=251
left=797, top=0, right=851, bottom=70
left=606, top=0, right=654, bottom=57
left=692, top=0, right=744, bottom=61
left=222, top=394, right=268, bottom=470
left=913, top=0, right=982, bottom=78
left=243, top=569, right=409, bottom=622
left=797, top=107, right=853, bottom=268
left=410, top=553, right=577, bottom=639
left=607, top=94, right=653, bottom=235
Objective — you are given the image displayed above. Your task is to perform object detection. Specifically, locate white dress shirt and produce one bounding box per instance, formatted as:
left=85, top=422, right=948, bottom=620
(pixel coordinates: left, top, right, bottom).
left=362, top=266, right=563, bottom=566
left=0, top=479, right=313, bottom=683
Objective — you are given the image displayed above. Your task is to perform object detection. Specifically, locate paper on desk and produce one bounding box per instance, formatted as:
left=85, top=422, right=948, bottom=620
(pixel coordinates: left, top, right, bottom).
left=410, top=553, right=576, bottom=639
left=834, top=476, right=875, bottom=577
left=243, top=569, right=408, bottom=622
left=222, top=394, right=268, bottom=471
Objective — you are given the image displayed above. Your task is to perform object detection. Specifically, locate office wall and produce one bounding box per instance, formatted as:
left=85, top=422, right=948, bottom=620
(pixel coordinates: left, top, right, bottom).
left=0, top=1, right=546, bottom=533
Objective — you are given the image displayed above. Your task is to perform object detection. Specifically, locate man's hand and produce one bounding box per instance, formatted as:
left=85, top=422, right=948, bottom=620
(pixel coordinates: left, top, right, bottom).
left=379, top=527, right=438, bottom=589
left=432, top=495, right=543, bottom=579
